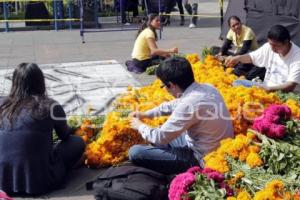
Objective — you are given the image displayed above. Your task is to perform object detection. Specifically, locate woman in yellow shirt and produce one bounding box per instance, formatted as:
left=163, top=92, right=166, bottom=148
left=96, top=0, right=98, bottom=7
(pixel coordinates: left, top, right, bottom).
left=126, top=13, right=178, bottom=73
left=217, top=16, right=265, bottom=80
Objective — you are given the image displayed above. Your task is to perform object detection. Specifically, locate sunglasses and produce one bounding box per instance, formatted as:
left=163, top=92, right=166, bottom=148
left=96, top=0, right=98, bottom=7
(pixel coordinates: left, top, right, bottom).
left=160, top=82, right=170, bottom=89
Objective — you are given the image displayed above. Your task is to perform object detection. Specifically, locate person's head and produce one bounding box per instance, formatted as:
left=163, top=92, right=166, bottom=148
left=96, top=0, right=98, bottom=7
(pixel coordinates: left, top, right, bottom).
left=267, top=25, right=291, bottom=55
left=10, top=63, right=46, bottom=98
left=156, top=57, right=195, bottom=98
left=136, top=13, right=160, bottom=40
left=0, top=63, right=47, bottom=126
left=228, top=16, right=242, bottom=34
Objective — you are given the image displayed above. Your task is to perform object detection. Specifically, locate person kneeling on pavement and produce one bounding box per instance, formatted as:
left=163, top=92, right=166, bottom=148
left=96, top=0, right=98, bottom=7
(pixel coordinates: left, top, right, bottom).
left=126, top=13, right=178, bottom=74
left=128, top=57, right=234, bottom=174
left=215, top=16, right=266, bottom=81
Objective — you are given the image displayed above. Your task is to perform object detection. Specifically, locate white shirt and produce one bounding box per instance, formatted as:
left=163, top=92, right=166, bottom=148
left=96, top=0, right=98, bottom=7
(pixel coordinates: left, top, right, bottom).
left=249, top=42, right=300, bottom=89
left=137, top=82, right=234, bottom=162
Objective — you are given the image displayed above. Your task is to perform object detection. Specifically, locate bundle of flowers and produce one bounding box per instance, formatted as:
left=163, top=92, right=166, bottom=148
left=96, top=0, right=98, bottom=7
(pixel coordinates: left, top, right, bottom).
left=253, top=104, right=292, bottom=139
left=84, top=81, right=172, bottom=167
left=169, top=166, right=233, bottom=200
left=81, top=54, right=300, bottom=167
left=227, top=179, right=300, bottom=200
left=204, top=132, right=263, bottom=173
left=52, top=115, right=105, bottom=144
left=175, top=131, right=300, bottom=199
left=198, top=105, right=300, bottom=199
left=84, top=111, right=147, bottom=167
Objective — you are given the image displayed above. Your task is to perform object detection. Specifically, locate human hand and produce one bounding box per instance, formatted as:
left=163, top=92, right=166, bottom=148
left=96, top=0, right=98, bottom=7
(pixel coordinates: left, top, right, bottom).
left=130, top=117, right=143, bottom=130
left=215, top=54, right=226, bottom=62
left=129, top=111, right=148, bottom=120
left=171, top=47, right=178, bottom=54
left=225, top=56, right=239, bottom=67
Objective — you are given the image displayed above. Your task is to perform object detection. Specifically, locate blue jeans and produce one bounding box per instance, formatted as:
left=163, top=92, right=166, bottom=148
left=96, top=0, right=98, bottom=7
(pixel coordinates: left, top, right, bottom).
left=233, top=79, right=261, bottom=88
left=128, top=135, right=198, bottom=174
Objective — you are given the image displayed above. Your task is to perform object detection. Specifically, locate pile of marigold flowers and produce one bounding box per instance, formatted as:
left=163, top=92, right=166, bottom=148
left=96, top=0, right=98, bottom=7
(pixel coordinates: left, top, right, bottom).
left=71, top=53, right=300, bottom=198
left=188, top=104, right=300, bottom=199
left=75, top=54, right=300, bottom=171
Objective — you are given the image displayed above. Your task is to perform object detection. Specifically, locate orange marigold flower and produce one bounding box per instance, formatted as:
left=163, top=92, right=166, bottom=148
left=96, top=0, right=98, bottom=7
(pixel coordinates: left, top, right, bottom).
left=236, top=190, right=252, bottom=200
left=246, top=152, right=263, bottom=168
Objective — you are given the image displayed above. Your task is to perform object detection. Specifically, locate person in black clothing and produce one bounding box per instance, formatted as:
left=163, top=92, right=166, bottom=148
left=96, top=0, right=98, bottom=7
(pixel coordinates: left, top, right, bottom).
left=0, top=63, right=85, bottom=195
left=117, top=0, right=139, bottom=24
left=163, top=0, right=185, bottom=26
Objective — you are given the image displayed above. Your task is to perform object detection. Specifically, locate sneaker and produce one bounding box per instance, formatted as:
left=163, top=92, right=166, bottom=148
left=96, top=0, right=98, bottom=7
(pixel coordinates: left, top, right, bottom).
left=124, top=22, right=131, bottom=26
left=189, top=23, right=196, bottom=28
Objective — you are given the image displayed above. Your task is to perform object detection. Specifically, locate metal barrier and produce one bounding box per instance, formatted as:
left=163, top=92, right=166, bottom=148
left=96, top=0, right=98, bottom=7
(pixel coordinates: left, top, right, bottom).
left=79, top=0, right=224, bottom=43
left=0, top=0, right=80, bottom=32
left=79, top=0, right=150, bottom=43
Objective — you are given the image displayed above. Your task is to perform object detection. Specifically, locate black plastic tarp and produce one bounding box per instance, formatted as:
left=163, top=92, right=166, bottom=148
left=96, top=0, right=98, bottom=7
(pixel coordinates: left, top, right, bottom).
left=221, top=0, right=300, bottom=47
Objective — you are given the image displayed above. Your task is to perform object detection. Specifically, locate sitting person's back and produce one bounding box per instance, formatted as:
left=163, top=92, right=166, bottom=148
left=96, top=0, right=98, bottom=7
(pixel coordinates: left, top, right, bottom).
left=0, top=63, right=85, bottom=195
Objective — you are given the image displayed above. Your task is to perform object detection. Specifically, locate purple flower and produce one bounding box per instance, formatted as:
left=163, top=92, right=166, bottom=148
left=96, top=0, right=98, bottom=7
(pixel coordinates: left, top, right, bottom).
left=202, top=167, right=225, bottom=183
left=220, top=182, right=234, bottom=197
left=187, top=166, right=202, bottom=174
left=265, top=105, right=291, bottom=121
left=268, top=124, right=286, bottom=139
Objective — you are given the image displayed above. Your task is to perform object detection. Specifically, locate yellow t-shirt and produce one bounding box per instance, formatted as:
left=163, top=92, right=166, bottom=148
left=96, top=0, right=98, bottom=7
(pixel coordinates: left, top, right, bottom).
left=227, top=25, right=258, bottom=52
left=131, top=28, right=155, bottom=60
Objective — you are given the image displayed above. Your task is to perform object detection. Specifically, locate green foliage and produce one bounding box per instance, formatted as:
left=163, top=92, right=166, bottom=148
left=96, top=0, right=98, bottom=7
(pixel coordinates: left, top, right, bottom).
left=201, top=47, right=213, bottom=61
left=189, top=173, right=227, bottom=199
left=145, top=65, right=158, bottom=75
left=276, top=91, right=300, bottom=104
left=227, top=157, right=300, bottom=195
left=53, top=115, right=106, bottom=143
left=251, top=130, right=300, bottom=181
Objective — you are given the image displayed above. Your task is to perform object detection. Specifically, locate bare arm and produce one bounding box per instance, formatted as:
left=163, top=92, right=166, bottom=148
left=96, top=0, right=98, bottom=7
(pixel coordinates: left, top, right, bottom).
left=225, top=54, right=253, bottom=67
left=260, top=82, right=298, bottom=93
left=147, top=38, right=178, bottom=57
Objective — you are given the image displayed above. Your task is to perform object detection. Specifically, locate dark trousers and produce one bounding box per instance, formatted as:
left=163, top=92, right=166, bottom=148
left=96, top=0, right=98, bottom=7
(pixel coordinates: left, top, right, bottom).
left=234, top=64, right=266, bottom=81
left=184, top=1, right=198, bottom=24
left=129, top=145, right=199, bottom=174
left=211, top=46, right=266, bottom=81
left=54, top=135, right=85, bottom=170
left=165, top=0, right=184, bottom=15
left=133, top=56, right=162, bottom=72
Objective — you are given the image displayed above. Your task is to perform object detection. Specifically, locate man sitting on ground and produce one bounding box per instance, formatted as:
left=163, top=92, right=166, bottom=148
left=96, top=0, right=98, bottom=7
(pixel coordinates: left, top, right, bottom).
left=128, top=57, right=234, bottom=174
left=226, top=25, right=300, bottom=93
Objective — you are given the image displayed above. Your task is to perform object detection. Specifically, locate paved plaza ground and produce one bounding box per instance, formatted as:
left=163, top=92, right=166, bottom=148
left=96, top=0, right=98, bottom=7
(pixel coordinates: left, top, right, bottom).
left=0, top=0, right=226, bottom=199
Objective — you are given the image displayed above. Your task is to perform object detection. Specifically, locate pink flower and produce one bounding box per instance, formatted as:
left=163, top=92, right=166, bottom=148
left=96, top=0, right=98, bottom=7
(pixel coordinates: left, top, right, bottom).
left=252, top=105, right=290, bottom=139
left=263, top=113, right=280, bottom=123
left=268, top=124, right=286, bottom=139
left=187, top=166, right=202, bottom=174
left=168, top=172, right=196, bottom=200
left=253, top=118, right=271, bottom=133
left=265, top=105, right=291, bottom=121
left=201, top=167, right=225, bottom=183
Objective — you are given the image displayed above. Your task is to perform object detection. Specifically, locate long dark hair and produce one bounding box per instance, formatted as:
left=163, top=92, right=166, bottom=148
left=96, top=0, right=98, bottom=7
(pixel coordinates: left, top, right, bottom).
left=0, top=63, right=50, bottom=126
left=136, top=13, right=158, bottom=40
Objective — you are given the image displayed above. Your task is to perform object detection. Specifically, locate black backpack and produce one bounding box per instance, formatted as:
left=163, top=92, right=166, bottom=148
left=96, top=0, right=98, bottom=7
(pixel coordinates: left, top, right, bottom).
left=86, top=165, right=169, bottom=200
